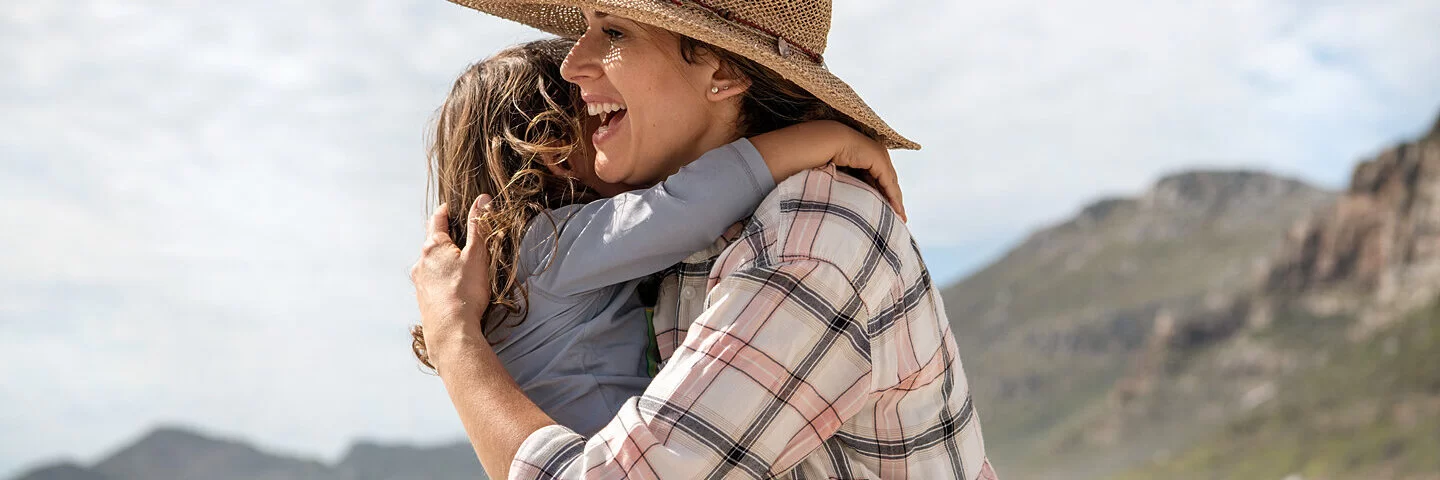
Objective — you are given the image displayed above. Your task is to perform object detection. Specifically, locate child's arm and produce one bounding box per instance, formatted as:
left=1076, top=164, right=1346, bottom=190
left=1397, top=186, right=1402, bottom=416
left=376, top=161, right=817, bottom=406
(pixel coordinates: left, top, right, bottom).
left=750, top=120, right=906, bottom=220
left=524, top=122, right=895, bottom=298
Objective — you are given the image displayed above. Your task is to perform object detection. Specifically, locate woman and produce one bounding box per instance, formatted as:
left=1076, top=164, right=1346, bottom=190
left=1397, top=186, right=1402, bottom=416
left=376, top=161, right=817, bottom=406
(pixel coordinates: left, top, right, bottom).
left=412, top=1, right=997, bottom=478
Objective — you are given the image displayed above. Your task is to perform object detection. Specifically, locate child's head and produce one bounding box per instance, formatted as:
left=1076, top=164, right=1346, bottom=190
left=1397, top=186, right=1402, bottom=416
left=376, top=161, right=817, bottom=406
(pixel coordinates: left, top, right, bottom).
left=430, top=38, right=629, bottom=241
left=413, top=38, right=632, bottom=369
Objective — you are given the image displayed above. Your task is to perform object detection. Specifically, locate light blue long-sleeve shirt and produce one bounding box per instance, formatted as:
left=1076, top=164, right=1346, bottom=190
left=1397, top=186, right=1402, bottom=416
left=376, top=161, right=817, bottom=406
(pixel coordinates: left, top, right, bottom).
left=487, top=138, right=774, bottom=436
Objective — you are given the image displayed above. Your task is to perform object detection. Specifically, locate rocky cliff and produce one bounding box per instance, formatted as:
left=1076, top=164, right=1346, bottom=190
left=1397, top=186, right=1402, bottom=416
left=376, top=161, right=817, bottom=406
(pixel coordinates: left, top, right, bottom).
left=1100, top=113, right=1440, bottom=480
left=1266, top=115, right=1440, bottom=322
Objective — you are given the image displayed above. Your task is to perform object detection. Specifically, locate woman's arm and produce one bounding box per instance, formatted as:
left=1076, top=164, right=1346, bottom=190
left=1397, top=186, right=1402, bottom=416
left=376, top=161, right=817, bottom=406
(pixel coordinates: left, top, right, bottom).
left=412, top=201, right=555, bottom=480
left=430, top=319, right=553, bottom=480
left=415, top=202, right=885, bottom=480
left=527, top=121, right=897, bottom=297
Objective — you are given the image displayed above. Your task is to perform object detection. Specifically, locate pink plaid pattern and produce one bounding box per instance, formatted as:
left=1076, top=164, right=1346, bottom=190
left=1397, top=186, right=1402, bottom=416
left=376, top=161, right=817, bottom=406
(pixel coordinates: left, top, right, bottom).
left=512, top=166, right=995, bottom=479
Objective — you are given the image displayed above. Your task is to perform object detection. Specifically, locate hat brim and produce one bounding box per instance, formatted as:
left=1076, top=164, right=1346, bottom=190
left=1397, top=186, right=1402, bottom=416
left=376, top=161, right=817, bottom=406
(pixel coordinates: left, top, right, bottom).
left=447, top=0, right=920, bottom=150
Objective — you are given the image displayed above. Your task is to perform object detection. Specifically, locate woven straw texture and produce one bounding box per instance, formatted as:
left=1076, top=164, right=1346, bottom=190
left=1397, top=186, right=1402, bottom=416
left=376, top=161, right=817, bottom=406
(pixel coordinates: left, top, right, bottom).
left=446, top=0, right=919, bottom=150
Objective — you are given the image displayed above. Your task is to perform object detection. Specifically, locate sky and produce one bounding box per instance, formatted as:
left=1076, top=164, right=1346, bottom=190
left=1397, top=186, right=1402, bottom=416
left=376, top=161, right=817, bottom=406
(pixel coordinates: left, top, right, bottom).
left=2, top=0, right=1438, bottom=475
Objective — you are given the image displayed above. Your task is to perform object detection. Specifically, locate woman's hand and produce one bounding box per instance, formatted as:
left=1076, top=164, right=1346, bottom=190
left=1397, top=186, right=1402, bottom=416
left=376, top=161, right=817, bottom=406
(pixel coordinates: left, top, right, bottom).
left=409, top=194, right=556, bottom=479
left=411, top=194, right=494, bottom=363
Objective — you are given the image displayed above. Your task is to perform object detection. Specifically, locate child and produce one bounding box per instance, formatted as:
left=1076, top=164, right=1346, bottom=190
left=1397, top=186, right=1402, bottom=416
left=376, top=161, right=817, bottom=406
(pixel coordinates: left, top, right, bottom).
left=410, top=38, right=902, bottom=436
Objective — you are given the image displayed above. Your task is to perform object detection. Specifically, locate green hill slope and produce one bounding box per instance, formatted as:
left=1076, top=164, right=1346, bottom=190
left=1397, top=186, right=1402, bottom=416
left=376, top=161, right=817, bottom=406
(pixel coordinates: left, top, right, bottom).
left=1114, top=301, right=1440, bottom=480
left=942, top=171, right=1334, bottom=476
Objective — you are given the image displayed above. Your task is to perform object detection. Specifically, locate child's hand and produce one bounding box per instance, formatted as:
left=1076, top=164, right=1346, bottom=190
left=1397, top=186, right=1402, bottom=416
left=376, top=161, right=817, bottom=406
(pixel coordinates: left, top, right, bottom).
left=750, top=120, right=909, bottom=222
left=828, top=126, right=907, bottom=222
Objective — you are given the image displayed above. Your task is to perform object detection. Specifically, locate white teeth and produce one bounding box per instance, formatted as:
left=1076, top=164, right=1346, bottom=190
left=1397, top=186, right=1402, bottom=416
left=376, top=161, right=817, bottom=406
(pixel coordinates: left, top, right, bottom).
left=586, top=102, right=627, bottom=117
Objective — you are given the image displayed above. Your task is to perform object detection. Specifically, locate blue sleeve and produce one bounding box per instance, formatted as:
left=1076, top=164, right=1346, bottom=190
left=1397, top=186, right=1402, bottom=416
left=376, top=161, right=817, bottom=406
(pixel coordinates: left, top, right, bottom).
left=520, top=138, right=774, bottom=298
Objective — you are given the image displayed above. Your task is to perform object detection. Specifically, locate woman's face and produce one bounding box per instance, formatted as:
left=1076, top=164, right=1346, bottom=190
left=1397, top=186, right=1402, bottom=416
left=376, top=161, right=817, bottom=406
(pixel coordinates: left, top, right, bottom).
left=560, top=10, right=743, bottom=186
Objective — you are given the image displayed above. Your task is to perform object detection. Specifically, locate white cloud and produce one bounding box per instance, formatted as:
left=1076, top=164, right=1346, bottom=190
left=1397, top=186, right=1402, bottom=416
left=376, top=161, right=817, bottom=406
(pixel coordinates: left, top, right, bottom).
left=1, top=0, right=1438, bottom=475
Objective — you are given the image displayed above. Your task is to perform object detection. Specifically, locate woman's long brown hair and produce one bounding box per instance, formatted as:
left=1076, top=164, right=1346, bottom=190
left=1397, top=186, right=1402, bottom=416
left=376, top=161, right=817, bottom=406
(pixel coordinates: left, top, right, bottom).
left=410, top=38, right=596, bottom=371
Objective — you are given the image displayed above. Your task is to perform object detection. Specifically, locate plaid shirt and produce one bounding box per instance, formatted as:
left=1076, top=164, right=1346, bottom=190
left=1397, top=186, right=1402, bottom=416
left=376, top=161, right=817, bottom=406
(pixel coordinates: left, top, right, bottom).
left=511, top=166, right=997, bottom=479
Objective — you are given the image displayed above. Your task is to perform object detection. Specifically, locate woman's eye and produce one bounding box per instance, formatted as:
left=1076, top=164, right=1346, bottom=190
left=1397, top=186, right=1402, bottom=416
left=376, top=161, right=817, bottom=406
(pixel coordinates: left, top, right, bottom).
left=602, top=27, right=624, bottom=41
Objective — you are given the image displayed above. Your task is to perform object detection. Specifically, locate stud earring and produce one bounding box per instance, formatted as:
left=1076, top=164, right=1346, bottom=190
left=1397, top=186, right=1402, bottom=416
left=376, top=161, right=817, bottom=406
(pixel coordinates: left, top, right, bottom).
left=710, top=86, right=720, bottom=94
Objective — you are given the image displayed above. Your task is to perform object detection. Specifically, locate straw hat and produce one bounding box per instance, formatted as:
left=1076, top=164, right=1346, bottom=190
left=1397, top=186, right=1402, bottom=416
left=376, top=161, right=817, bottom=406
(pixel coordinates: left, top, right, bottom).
left=445, top=0, right=919, bottom=150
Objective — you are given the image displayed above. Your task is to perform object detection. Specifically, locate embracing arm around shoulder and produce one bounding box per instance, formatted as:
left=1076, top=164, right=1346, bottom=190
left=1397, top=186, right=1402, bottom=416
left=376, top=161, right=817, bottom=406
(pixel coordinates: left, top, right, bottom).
left=525, top=138, right=773, bottom=297
left=529, top=120, right=905, bottom=299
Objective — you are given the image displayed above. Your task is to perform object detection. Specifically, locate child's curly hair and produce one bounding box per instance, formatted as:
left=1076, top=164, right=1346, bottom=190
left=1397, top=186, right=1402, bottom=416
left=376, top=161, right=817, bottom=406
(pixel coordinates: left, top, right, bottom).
left=411, top=38, right=595, bottom=372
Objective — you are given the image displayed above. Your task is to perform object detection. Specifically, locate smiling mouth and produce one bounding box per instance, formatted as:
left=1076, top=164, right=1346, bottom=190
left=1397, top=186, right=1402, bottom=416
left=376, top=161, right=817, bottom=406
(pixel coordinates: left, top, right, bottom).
left=587, top=101, right=628, bottom=140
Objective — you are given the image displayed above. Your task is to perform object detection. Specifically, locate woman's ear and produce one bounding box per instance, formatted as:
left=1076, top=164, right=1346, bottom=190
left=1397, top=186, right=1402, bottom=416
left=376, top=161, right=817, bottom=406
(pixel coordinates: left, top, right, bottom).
left=707, top=63, right=750, bottom=101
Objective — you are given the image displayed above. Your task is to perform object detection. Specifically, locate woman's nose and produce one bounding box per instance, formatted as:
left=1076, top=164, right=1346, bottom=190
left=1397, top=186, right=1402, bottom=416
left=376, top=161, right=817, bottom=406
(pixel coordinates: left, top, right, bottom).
left=560, top=30, right=602, bottom=84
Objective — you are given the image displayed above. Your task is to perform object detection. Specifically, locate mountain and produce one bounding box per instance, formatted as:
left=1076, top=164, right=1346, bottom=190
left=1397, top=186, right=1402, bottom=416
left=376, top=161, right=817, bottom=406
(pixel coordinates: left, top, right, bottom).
left=943, top=168, right=1335, bottom=476
left=1105, top=112, right=1440, bottom=480
left=6, top=427, right=486, bottom=480
left=92, top=427, right=343, bottom=480
left=11, top=463, right=110, bottom=480
left=333, top=441, right=483, bottom=480
left=942, top=112, right=1440, bottom=479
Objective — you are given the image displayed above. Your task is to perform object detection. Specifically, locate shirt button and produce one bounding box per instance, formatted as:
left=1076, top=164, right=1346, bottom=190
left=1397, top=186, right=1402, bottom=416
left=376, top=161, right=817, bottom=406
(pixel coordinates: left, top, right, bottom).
left=682, top=287, right=696, bottom=299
